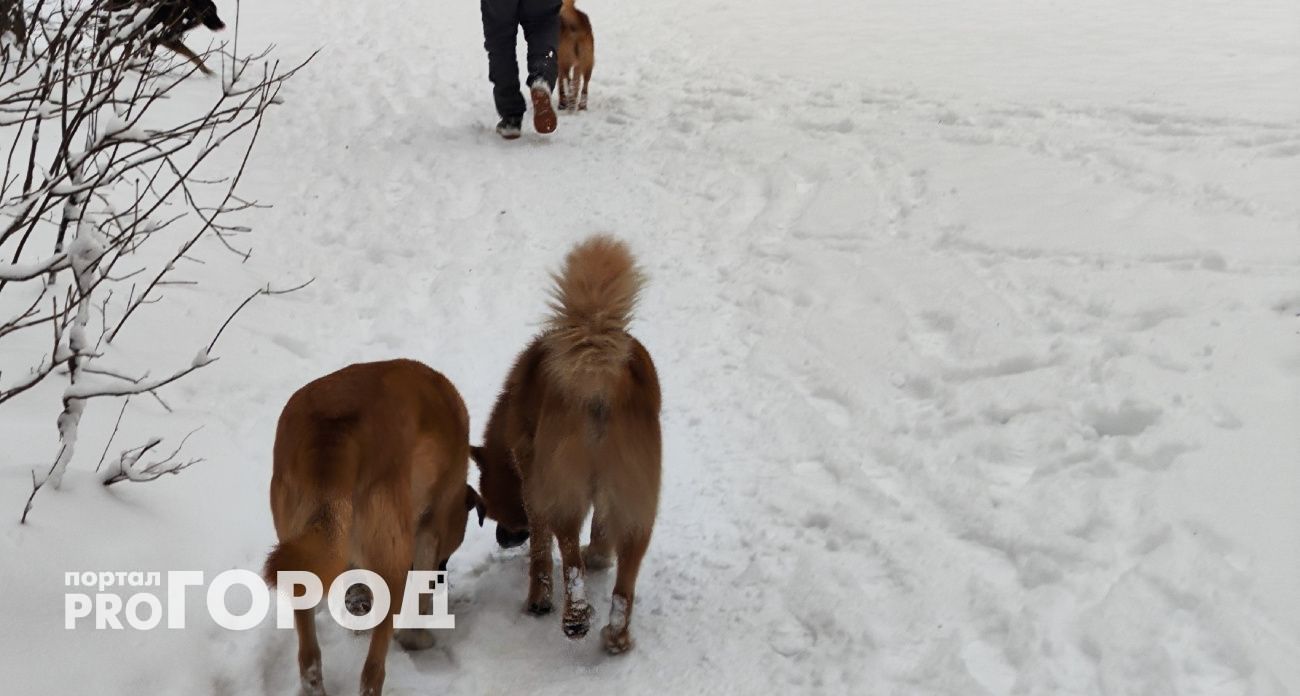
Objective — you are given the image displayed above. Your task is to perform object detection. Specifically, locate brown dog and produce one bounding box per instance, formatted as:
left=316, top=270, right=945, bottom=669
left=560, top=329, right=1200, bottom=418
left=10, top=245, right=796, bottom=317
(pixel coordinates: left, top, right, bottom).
left=557, top=0, right=594, bottom=111
left=264, top=359, right=484, bottom=696
left=473, top=236, right=662, bottom=654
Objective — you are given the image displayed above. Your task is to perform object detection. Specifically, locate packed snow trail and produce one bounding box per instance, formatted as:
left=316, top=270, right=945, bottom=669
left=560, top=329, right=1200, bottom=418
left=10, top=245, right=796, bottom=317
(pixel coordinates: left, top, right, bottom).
left=2, top=0, right=1298, bottom=694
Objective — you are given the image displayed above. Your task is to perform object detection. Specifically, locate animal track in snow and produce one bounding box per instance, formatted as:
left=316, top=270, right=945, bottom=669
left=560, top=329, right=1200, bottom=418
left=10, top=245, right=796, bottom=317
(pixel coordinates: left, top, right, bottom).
left=1084, top=400, right=1162, bottom=438
left=806, top=388, right=852, bottom=428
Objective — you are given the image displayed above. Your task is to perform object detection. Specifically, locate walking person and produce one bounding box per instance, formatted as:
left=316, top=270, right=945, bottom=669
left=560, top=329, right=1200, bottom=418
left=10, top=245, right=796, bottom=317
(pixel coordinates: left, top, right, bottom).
left=481, top=0, right=561, bottom=140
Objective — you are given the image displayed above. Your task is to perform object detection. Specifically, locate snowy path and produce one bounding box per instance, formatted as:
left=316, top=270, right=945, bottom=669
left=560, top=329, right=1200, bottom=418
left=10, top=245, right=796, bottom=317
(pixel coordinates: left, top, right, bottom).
left=4, top=0, right=1298, bottom=694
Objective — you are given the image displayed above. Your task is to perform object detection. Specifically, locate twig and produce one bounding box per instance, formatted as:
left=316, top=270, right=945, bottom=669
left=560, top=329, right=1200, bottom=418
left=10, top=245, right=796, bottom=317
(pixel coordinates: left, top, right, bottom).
left=207, top=277, right=314, bottom=354
left=95, top=396, right=129, bottom=472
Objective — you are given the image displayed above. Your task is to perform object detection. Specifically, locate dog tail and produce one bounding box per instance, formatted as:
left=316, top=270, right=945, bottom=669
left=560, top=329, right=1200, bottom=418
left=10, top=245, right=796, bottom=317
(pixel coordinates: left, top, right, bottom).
left=542, top=235, right=644, bottom=401
left=263, top=502, right=349, bottom=590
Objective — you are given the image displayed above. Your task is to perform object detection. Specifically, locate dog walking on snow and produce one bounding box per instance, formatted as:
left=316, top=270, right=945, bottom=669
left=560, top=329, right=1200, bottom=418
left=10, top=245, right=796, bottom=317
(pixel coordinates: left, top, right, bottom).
left=473, top=236, right=663, bottom=654
left=557, top=0, right=595, bottom=111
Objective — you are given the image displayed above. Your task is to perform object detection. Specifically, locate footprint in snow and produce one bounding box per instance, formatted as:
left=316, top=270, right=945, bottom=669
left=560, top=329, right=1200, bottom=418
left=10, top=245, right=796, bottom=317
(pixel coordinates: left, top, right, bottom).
left=1083, top=399, right=1161, bottom=438
left=768, top=617, right=816, bottom=658
left=269, top=333, right=312, bottom=359
left=807, top=388, right=852, bottom=428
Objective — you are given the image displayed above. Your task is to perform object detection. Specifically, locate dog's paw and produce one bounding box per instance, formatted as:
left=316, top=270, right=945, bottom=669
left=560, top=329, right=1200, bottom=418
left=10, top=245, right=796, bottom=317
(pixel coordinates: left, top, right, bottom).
left=562, top=602, right=594, bottom=639
left=300, top=662, right=327, bottom=696
left=526, top=598, right=553, bottom=615
left=601, top=624, right=634, bottom=654
left=394, top=628, right=436, bottom=651
left=582, top=545, right=613, bottom=570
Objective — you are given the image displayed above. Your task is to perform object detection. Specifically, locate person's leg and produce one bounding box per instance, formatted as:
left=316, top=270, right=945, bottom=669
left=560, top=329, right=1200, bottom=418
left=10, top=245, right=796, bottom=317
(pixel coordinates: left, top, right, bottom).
left=519, top=0, right=560, bottom=91
left=520, top=0, right=560, bottom=133
left=481, top=0, right=526, bottom=121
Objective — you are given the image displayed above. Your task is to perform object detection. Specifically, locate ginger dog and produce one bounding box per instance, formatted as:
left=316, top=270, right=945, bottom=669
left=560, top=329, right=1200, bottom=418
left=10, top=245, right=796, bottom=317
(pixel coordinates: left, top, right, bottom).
left=264, top=359, right=484, bottom=696
left=557, top=0, right=595, bottom=111
left=473, top=235, right=661, bottom=654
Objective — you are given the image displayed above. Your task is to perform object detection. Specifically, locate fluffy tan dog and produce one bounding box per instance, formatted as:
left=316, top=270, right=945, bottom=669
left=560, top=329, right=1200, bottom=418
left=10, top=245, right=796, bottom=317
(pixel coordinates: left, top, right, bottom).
left=473, top=235, right=662, bottom=654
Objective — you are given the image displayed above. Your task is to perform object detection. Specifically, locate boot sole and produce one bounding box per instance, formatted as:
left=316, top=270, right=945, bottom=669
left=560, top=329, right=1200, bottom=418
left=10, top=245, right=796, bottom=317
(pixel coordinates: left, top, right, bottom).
left=531, top=87, right=557, bottom=134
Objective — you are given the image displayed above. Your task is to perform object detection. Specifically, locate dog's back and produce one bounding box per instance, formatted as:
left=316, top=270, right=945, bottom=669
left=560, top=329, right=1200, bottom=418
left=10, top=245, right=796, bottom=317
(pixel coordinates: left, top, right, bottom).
left=558, top=0, right=595, bottom=110
left=267, top=360, right=469, bottom=578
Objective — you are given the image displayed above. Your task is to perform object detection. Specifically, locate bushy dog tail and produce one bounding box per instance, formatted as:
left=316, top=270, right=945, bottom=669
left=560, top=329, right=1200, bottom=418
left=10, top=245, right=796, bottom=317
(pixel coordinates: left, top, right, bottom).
left=263, top=503, right=349, bottom=590
left=542, top=235, right=644, bottom=402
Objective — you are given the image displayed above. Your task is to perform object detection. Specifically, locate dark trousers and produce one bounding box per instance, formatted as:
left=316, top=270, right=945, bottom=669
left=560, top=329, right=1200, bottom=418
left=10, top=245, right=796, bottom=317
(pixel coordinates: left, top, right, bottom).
left=481, top=0, right=560, bottom=119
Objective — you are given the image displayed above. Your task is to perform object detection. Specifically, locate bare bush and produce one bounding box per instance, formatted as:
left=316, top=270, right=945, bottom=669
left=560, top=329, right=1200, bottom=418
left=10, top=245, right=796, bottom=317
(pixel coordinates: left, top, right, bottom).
left=1, top=1, right=314, bottom=521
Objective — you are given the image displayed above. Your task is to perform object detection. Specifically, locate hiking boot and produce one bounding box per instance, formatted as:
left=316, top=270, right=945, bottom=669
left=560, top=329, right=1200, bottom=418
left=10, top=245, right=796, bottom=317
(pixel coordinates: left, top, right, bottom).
left=530, top=82, right=557, bottom=135
left=496, top=116, right=523, bottom=140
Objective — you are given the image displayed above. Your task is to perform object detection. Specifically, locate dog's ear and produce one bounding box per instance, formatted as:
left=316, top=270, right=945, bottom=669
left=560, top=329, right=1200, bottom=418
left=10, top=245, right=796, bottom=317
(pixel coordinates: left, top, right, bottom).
left=465, top=485, right=486, bottom=527
left=469, top=446, right=485, bottom=467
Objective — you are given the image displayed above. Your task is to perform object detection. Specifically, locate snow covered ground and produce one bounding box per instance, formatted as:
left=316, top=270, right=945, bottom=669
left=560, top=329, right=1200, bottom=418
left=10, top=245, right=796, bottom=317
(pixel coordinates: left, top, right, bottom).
left=3, top=0, right=1298, bottom=693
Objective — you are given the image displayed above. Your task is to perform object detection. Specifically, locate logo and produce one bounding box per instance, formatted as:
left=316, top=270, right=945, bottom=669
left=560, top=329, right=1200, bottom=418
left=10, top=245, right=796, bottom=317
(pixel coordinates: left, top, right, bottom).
left=63, top=570, right=454, bottom=630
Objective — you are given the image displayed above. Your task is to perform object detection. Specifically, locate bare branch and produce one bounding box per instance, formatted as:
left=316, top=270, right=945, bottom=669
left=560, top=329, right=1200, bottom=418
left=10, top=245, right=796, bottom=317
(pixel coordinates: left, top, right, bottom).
left=207, top=278, right=314, bottom=354
left=9, top=0, right=315, bottom=520
left=95, top=396, right=130, bottom=473
left=100, top=428, right=204, bottom=486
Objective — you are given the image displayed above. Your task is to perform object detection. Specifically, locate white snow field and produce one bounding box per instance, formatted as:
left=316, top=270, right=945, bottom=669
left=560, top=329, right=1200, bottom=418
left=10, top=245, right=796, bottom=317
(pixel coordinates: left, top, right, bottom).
left=2, top=0, right=1299, bottom=694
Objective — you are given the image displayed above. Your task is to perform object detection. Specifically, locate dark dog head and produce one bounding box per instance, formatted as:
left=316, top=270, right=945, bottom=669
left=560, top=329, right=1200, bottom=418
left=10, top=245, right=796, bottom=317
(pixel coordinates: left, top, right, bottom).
left=186, top=0, right=225, bottom=32
left=470, top=445, right=531, bottom=548
left=126, top=0, right=225, bottom=40
left=151, top=0, right=224, bottom=35
left=495, top=524, right=530, bottom=549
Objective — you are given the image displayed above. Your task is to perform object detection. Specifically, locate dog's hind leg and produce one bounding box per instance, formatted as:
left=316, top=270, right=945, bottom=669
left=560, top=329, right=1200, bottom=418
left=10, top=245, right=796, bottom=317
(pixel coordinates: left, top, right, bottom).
left=602, top=528, right=650, bottom=654
left=577, top=43, right=593, bottom=110
left=555, top=512, right=594, bottom=639
left=293, top=608, right=327, bottom=696
left=583, top=505, right=614, bottom=570
left=578, top=63, right=592, bottom=111
left=394, top=510, right=440, bottom=651
left=358, top=569, right=403, bottom=696
left=526, top=516, right=555, bottom=614
left=556, top=65, right=569, bottom=110
left=352, top=484, right=411, bottom=696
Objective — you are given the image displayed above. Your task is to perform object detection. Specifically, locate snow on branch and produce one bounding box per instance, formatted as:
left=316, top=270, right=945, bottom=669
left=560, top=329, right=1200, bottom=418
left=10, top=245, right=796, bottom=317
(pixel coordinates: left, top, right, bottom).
left=99, top=430, right=203, bottom=486
left=19, top=278, right=312, bottom=522
left=0, top=252, right=69, bottom=281
left=6, top=1, right=315, bottom=523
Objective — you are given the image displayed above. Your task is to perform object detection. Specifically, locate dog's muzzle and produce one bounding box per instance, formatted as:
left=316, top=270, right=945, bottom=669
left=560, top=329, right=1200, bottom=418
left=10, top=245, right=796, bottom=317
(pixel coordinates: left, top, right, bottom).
left=495, top=525, right=530, bottom=549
